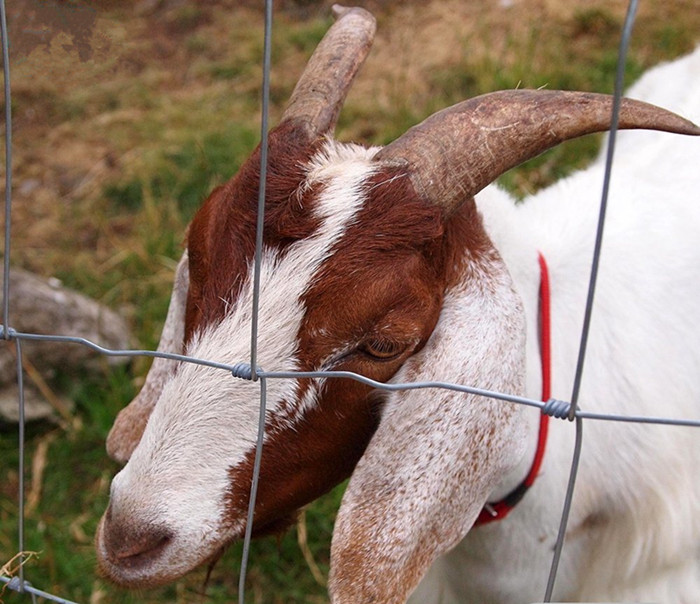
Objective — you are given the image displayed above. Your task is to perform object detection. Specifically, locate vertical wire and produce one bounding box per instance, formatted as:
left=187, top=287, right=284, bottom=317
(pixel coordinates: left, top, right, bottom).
left=543, top=417, right=583, bottom=601
left=566, top=0, right=639, bottom=422
left=238, top=377, right=268, bottom=604
left=1, top=0, right=12, bottom=334
left=0, top=0, right=22, bottom=591
left=249, top=0, right=274, bottom=381
left=543, top=0, right=638, bottom=600
left=239, top=0, right=274, bottom=600
left=16, top=338, right=26, bottom=591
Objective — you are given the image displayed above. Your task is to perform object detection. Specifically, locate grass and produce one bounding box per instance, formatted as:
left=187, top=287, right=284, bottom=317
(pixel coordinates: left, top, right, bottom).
left=102, top=125, right=258, bottom=217
left=1, top=0, right=698, bottom=602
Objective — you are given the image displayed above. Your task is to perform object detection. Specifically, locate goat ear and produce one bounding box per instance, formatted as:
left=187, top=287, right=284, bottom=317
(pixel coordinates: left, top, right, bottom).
left=329, top=259, right=528, bottom=603
left=106, top=252, right=189, bottom=463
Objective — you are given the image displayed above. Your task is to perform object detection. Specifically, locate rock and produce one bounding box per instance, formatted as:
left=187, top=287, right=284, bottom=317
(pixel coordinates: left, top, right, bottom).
left=0, top=383, right=68, bottom=424
left=0, top=269, right=132, bottom=423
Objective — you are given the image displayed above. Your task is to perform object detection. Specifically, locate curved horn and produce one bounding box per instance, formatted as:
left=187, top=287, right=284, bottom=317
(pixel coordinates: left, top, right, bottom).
left=281, top=5, right=376, bottom=138
left=374, top=89, right=700, bottom=213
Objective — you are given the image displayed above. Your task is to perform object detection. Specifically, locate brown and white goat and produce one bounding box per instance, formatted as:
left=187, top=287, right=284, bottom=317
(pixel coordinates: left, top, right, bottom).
left=96, top=6, right=700, bottom=603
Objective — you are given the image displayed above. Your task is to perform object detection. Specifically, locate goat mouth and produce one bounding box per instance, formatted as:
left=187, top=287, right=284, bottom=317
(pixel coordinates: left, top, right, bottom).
left=109, top=534, right=172, bottom=570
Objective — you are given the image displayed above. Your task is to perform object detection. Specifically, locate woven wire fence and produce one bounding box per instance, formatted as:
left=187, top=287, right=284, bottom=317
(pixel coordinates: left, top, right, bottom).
left=1, top=0, right=699, bottom=602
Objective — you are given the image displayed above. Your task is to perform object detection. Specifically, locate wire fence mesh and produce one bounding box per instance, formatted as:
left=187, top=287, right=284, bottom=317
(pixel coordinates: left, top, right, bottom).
left=1, top=0, right=699, bottom=603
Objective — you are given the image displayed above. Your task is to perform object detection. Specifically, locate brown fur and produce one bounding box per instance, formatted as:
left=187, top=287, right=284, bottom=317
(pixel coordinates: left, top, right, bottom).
left=218, top=163, right=494, bottom=536
left=185, top=120, right=326, bottom=344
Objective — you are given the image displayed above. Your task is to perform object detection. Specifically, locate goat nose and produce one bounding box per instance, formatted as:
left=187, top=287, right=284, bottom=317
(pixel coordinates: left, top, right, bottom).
left=101, top=503, right=172, bottom=568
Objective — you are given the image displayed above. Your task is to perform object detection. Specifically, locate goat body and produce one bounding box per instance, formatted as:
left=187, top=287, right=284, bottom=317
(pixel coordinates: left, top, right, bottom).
left=96, top=6, right=700, bottom=603
left=409, top=46, right=700, bottom=603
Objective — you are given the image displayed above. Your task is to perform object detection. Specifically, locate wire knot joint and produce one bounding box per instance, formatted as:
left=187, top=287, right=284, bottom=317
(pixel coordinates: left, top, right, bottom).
left=0, top=324, right=17, bottom=340
left=231, top=363, right=263, bottom=381
left=542, top=398, right=575, bottom=420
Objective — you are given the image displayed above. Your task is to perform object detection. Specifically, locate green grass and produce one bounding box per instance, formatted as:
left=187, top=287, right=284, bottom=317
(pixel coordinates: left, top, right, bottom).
left=1, top=1, right=698, bottom=602
left=103, top=126, right=258, bottom=217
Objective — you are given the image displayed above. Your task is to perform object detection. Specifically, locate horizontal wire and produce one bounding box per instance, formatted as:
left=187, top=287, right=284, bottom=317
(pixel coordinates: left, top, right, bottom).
left=2, top=327, right=698, bottom=429
left=0, top=576, right=79, bottom=604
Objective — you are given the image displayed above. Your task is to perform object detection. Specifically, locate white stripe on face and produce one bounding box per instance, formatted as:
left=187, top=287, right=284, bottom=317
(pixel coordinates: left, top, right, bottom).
left=105, top=141, right=379, bottom=581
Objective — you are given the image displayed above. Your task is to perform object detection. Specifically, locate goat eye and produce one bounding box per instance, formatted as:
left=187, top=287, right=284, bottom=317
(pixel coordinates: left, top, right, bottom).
left=361, top=338, right=405, bottom=361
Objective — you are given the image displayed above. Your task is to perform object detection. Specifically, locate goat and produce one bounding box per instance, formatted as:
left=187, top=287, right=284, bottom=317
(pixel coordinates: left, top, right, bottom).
left=95, top=6, right=700, bottom=603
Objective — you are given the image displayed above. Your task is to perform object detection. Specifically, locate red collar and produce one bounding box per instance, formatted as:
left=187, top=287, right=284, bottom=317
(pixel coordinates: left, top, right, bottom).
left=474, top=252, right=551, bottom=526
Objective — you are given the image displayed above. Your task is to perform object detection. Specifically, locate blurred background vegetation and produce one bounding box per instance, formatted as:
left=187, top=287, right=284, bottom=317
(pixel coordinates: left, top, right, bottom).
left=1, top=0, right=698, bottom=602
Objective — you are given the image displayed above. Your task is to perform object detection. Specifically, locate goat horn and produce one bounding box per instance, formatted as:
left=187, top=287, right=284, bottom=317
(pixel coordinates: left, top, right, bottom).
left=281, top=5, right=376, bottom=137
left=374, top=89, right=700, bottom=213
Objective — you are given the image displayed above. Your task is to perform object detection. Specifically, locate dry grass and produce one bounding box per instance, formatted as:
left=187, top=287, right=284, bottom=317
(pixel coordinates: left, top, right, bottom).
left=4, top=0, right=699, bottom=294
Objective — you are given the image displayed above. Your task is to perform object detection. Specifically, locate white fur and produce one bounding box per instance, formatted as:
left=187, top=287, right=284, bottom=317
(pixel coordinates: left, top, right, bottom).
left=407, top=47, right=700, bottom=603
left=99, top=141, right=380, bottom=583
left=330, top=254, right=528, bottom=602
